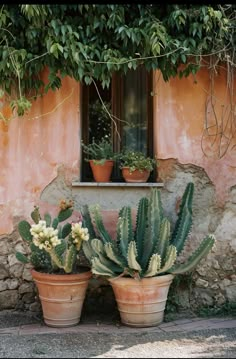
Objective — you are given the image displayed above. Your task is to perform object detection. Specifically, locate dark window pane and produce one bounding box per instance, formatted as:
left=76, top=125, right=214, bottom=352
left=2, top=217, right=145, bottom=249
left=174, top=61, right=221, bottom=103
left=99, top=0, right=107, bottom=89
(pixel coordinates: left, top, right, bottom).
left=123, top=67, right=147, bottom=153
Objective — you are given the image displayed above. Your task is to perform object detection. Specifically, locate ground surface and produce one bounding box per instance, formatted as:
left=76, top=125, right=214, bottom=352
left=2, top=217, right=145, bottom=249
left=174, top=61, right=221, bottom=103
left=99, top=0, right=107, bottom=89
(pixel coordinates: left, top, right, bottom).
left=0, top=310, right=235, bottom=358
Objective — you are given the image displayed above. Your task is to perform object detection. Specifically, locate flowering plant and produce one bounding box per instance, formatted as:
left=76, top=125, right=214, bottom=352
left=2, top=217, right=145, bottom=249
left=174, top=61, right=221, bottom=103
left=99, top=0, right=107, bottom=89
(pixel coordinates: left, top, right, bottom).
left=16, top=200, right=90, bottom=274
left=118, top=150, right=157, bottom=173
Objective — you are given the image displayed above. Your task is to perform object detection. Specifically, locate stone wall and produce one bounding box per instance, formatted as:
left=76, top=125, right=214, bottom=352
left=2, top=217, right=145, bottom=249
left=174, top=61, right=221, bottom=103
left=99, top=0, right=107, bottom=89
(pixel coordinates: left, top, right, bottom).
left=0, top=160, right=235, bottom=314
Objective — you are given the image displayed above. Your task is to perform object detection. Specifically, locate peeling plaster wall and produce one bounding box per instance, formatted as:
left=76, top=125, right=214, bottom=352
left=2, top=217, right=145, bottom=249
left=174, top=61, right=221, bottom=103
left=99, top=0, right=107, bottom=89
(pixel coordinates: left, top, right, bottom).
left=0, top=67, right=236, bottom=313
left=153, top=67, right=236, bottom=207
left=0, top=75, right=80, bottom=234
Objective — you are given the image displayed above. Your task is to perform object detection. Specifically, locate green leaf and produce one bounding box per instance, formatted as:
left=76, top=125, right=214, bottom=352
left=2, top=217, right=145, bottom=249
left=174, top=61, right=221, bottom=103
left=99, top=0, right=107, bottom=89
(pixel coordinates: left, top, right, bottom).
left=15, top=252, right=29, bottom=264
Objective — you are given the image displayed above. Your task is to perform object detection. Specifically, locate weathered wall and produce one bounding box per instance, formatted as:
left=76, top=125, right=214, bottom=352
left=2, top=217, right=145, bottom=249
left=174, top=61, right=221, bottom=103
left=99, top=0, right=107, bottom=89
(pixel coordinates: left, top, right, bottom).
left=0, top=66, right=235, bottom=313
left=153, top=67, right=236, bottom=309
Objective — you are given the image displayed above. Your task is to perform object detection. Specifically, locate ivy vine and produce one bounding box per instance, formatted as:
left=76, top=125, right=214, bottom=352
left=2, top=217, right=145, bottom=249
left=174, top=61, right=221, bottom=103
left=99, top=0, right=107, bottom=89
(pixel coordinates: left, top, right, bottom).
left=0, top=4, right=235, bottom=119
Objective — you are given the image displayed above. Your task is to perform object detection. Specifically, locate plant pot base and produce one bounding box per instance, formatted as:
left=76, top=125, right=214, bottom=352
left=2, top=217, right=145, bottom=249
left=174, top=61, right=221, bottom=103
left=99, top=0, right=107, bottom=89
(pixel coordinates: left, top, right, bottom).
left=31, top=269, right=92, bottom=328
left=109, top=274, right=174, bottom=328
left=122, top=168, right=150, bottom=183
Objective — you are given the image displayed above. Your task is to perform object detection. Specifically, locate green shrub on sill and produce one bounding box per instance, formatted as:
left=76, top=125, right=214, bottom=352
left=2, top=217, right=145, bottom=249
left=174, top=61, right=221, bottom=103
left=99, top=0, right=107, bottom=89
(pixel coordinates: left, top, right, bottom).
left=82, top=182, right=216, bottom=279
left=81, top=137, right=117, bottom=165
left=118, top=149, right=157, bottom=173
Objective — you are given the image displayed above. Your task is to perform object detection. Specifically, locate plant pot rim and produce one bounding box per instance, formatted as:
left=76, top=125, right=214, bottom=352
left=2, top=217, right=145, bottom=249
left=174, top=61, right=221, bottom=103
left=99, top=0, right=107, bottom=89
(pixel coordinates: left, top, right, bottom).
left=122, top=166, right=150, bottom=172
left=108, top=273, right=174, bottom=285
left=31, top=268, right=92, bottom=281
left=89, top=159, right=114, bottom=164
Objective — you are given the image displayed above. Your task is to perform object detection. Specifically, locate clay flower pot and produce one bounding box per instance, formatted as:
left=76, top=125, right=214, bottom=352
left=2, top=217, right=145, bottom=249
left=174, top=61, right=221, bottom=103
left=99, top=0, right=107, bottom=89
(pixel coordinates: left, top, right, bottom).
left=31, top=268, right=92, bottom=327
left=108, top=274, right=174, bottom=327
left=121, top=167, right=150, bottom=183
left=89, top=159, right=114, bottom=182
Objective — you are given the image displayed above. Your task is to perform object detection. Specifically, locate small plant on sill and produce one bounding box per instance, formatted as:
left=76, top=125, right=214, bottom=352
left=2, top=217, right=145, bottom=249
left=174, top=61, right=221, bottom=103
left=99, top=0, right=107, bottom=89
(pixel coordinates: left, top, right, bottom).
left=81, top=136, right=116, bottom=165
left=118, top=149, right=157, bottom=173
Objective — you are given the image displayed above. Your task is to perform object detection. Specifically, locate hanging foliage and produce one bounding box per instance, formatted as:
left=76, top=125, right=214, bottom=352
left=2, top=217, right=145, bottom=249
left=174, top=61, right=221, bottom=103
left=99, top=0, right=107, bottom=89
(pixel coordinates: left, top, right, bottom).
left=0, top=4, right=235, bottom=117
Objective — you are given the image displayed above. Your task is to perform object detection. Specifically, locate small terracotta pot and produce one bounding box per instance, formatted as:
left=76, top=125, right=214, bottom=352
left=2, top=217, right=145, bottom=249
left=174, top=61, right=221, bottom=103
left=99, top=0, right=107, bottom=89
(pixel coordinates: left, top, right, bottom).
left=89, top=160, right=114, bottom=182
left=31, top=269, right=92, bottom=327
left=122, top=167, right=150, bottom=183
left=108, top=274, right=174, bottom=327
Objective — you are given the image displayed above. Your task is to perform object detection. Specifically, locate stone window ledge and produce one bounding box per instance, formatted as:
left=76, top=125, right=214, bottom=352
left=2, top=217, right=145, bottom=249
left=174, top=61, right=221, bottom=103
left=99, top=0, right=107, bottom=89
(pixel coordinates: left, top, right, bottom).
left=72, top=181, right=164, bottom=188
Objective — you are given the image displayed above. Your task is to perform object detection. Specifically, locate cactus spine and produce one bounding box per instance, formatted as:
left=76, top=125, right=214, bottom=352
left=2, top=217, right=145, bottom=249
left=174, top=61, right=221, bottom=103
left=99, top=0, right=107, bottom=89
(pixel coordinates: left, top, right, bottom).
left=82, top=182, right=216, bottom=279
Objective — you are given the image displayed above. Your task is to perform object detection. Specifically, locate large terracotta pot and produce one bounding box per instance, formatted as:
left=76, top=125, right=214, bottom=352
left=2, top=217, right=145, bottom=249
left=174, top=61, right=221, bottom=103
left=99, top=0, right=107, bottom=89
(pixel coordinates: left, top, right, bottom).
left=108, top=274, right=174, bottom=327
left=89, top=160, right=114, bottom=182
left=31, top=268, right=92, bottom=327
left=121, top=167, right=150, bottom=183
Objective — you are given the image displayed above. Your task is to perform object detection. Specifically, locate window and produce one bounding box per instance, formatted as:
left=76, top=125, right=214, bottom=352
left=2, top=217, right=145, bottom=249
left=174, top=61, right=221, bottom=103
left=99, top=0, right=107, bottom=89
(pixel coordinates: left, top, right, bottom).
left=81, top=66, right=154, bottom=182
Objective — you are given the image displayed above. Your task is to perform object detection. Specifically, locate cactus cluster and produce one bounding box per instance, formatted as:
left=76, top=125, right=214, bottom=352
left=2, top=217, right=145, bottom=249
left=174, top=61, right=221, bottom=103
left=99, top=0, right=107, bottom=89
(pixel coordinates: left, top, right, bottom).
left=82, top=182, right=216, bottom=279
left=16, top=202, right=89, bottom=274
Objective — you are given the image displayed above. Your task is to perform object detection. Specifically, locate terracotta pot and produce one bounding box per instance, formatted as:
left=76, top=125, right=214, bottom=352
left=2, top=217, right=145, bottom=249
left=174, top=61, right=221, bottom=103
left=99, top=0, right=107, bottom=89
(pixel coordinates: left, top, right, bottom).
left=108, top=274, right=174, bottom=327
left=31, top=269, right=92, bottom=327
left=122, top=167, right=150, bottom=183
left=89, top=160, right=114, bottom=182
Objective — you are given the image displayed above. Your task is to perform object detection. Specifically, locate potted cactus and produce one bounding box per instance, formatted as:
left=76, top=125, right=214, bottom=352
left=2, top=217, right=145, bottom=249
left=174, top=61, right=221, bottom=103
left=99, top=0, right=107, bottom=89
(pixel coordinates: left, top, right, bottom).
left=15, top=200, right=92, bottom=328
left=81, top=182, right=216, bottom=327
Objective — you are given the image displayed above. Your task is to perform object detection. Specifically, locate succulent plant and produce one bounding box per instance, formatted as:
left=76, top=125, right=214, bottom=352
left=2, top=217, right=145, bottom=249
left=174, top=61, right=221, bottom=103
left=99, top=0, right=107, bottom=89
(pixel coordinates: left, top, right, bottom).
left=82, top=182, right=216, bottom=279
left=16, top=201, right=90, bottom=274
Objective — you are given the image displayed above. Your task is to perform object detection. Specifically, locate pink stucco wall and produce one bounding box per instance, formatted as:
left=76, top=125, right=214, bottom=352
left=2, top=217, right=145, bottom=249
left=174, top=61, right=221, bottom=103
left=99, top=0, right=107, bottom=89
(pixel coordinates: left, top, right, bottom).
left=0, top=66, right=235, bottom=234
left=153, top=66, right=236, bottom=206
left=0, top=75, right=80, bottom=233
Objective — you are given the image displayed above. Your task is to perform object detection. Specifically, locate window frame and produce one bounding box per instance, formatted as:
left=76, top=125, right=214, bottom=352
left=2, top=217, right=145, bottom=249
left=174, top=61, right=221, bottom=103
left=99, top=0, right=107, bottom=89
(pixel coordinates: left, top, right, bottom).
left=80, top=69, right=155, bottom=182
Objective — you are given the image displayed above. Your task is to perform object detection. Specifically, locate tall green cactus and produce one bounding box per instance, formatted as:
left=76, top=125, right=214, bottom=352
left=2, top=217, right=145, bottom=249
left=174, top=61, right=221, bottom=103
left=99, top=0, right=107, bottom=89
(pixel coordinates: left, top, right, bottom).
left=82, top=182, right=216, bottom=279
left=16, top=202, right=85, bottom=274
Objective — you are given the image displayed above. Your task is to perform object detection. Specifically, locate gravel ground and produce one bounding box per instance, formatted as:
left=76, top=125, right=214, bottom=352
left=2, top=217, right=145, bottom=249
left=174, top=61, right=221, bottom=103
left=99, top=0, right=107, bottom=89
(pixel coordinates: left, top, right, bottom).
left=0, top=310, right=235, bottom=358
left=0, top=328, right=235, bottom=358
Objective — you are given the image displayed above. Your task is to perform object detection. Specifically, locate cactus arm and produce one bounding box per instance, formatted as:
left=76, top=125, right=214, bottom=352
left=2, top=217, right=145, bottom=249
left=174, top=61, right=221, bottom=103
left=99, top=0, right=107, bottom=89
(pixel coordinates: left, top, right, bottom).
left=149, top=188, right=164, bottom=247
left=127, top=241, right=142, bottom=272
left=154, top=218, right=171, bottom=261
left=116, top=206, right=127, bottom=247
left=171, top=182, right=194, bottom=254
left=144, top=254, right=161, bottom=277
left=91, top=238, right=106, bottom=255
left=57, top=225, right=62, bottom=239
left=57, top=208, right=73, bottom=222
left=172, top=208, right=192, bottom=255
left=140, top=189, right=163, bottom=269
left=168, top=235, right=216, bottom=274
left=49, top=244, right=65, bottom=269
left=97, top=252, right=123, bottom=274
left=104, top=242, right=127, bottom=267
left=81, top=204, right=97, bottom=238
left=157, top=245, right=177, bottom=274
left=61, top=223, right=72, bottom=239
left=82, top=240, right=97, bottom=263
left=118, top=207, right=133, bottom=258
left=89, top=205, right=113, bottom=243
left=134, top=197, right=148, bottom=260
left=91, top=256, right=116, bottom=277
left=44, top=213, right=52, bottom=227
left=18, top=221, right=32, bottom=242
left=52, top=218, right=59, bottom=229
left=64, top=245, right=77, bottom=273
left=15, top=252, right=29, bottom=264
left=31, top=207, right=41, bottom=224
left=30, top=243, right=52, bottom=272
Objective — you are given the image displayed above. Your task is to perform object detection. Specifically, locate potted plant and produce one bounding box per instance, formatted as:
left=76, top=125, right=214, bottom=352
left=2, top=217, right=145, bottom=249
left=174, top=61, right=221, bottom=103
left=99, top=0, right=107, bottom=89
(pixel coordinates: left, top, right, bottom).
left=81, top=182, right=216, bottom=328
left=15, top=200, right=92, bottom=328
left=81, top=137, right=116, bottom=182
left=118, top=150, right=157, bottom=182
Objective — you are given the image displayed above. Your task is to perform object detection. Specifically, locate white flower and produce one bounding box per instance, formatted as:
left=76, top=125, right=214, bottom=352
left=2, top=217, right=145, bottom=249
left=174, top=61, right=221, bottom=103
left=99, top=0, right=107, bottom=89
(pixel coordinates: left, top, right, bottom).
left=71, top=222, right=90, bottom=243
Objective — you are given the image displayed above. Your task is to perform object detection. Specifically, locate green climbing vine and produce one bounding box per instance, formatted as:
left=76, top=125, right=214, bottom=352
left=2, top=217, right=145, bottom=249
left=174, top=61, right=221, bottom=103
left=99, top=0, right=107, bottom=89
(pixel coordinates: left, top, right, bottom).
left=0, top=4, right=235, bottom=119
